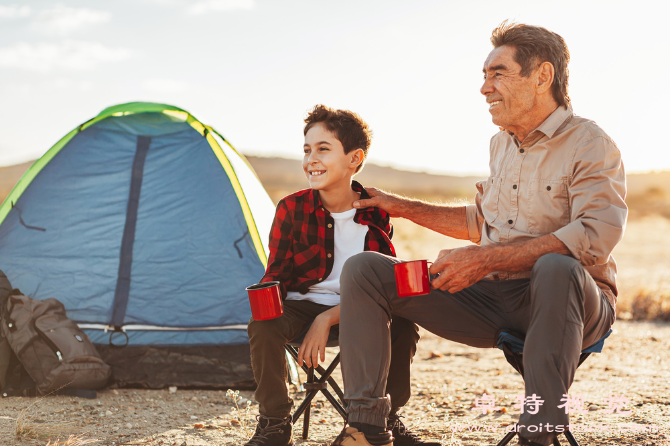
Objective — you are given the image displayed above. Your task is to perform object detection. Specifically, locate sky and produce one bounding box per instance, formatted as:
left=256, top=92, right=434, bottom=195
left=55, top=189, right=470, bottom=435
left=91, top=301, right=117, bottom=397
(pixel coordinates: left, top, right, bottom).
left=0, top=0, right=668, bottom=176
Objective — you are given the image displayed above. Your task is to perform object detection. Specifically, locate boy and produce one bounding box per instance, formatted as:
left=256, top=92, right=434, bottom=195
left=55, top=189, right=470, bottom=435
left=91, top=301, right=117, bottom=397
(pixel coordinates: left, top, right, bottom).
left=246, top=105, right=434, bottom=446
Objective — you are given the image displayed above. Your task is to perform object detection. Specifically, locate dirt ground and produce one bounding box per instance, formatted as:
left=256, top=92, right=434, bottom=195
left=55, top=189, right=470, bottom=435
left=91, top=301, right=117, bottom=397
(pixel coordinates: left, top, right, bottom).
left=1, top=218, right=669, bottom=446
left=1, top=318, right=669, bottom=446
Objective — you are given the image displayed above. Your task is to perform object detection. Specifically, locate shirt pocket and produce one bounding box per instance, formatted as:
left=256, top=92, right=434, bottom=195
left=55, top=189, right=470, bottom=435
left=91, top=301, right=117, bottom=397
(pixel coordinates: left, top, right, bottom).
left=526, top=178, right=570, bottom=234
left=481, top=176, right=503, bottom=224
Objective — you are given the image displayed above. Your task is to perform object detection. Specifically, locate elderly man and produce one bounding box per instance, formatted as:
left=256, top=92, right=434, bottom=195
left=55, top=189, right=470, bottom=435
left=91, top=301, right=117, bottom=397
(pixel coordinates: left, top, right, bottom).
left=332, top=22, right=627, bottom=446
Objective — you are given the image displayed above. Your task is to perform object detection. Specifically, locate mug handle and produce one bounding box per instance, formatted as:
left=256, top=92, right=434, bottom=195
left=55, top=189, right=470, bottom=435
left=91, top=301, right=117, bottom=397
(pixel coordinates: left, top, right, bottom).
left=427, top=261, right=441, bottom=282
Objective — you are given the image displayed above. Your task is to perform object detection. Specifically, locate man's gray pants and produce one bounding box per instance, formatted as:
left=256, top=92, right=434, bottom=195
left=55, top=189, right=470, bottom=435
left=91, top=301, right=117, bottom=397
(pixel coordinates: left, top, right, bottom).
left=339, top=252, right=614, bottom=446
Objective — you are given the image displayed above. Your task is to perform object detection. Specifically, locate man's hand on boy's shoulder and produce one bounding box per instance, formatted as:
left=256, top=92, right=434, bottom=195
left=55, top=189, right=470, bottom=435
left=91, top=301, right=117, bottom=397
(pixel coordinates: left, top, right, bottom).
left=353, top=187, right=406, bottom=217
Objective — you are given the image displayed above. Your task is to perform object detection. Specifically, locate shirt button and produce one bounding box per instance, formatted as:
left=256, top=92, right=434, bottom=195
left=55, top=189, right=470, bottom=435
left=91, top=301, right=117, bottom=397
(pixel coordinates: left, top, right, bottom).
left=508, top=219, right=513, bottom=224
left=327, top=253, right=332, bottom=258
left=546, top=186, right=552, bottom=191
left=327, top=223, right=333, bottom=228
left=513, top=184, right=517, bottom=189
left=520, top=149, right=525, bottom=153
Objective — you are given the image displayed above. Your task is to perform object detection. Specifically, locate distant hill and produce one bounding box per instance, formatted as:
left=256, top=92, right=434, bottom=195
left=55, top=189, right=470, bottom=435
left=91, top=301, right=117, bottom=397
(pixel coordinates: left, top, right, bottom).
left=2, top=156, right=669, bottom=218
left=0, top=161, right=33, bottom=203
left=245, top=156, right=485, bottom=203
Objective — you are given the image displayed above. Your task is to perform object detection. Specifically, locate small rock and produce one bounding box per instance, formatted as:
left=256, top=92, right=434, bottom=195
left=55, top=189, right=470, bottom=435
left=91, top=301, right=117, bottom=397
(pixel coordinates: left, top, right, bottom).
left=126, top=423, right=132, bottom=429
left=194, top=423, right=204, bottom=429
left=230, top=419, right=241, bottom=426
left=112, top=426, right=119, bottom=432
left=190, top=415, right=198, bottom=419
left=428, top=351, right=443, bottom=359
left=105, top=410, right=113, bottom=416
left=112, top=389, right=119, bottom=395
left=169, top=386, right=177, bottom=394
left=588, top=405, right=598, bottom=411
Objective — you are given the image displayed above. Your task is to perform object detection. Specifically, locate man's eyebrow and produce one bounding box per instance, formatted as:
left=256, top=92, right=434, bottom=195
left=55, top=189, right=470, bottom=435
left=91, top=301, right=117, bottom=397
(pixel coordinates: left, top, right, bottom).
left=483, top=64, right=508, bottom=73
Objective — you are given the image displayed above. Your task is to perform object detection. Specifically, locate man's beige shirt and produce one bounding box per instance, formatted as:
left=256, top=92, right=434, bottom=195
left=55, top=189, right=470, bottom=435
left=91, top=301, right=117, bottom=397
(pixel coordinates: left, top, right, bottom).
left=465, top=105, right=627, bottom=309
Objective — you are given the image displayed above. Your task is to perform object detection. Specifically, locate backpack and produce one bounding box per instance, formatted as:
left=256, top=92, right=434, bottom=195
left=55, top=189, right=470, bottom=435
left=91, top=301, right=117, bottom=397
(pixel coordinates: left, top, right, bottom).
left=1, top=290, right=111, bottom=396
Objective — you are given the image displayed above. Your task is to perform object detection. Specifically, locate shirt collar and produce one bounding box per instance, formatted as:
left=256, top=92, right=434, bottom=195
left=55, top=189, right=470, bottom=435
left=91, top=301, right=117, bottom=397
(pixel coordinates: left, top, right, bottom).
left=504, top=105, right=574, bottom=146
left=535, top=105, right=573, bottom=139
left=309, top=180, right=369, bottom=213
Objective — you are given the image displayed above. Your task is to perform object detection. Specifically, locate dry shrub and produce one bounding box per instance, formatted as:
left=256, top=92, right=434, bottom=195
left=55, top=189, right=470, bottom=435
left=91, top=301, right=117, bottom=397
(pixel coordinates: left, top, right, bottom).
left=620, top=289, right=670, bottom=321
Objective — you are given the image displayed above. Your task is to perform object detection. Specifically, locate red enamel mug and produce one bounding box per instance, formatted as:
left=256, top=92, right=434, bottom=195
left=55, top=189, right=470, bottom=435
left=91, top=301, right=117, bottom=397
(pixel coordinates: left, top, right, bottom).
left=394, top=260, right=433, bottom=298
left=246, top=281, right=284, bottom=320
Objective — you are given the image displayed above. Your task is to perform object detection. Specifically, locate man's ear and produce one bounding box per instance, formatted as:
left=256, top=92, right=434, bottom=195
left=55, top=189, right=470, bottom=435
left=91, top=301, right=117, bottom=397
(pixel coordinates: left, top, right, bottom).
left=536, top=61, right=555, bottom=95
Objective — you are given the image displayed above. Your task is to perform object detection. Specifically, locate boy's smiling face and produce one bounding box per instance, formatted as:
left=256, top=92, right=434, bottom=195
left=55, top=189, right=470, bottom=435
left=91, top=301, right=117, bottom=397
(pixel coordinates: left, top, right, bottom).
left=303, top=123, right=362, bottom=191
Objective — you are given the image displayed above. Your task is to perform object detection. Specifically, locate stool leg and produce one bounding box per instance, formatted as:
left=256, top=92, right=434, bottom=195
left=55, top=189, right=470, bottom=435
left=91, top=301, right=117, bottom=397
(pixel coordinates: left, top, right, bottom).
left=564, top=431, right=579, bottom=446
left=320, top=388, right=347, bottom=419
left=496, top=430, right=517, bottom=446
left=553, top=435, right=562, bottom=446
left=302, top=367, right=314, bottom=440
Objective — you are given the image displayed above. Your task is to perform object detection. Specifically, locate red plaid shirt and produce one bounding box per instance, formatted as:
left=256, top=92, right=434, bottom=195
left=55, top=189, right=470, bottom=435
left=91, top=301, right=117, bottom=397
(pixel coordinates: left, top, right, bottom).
left=260, top=181, right=395, bottom=298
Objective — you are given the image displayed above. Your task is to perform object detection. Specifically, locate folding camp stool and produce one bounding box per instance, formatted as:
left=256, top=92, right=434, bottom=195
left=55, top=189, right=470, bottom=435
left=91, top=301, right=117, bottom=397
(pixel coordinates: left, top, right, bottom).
left=495, top=329, right=612, bottom=446
left=284, top=325, right=346, bottom=439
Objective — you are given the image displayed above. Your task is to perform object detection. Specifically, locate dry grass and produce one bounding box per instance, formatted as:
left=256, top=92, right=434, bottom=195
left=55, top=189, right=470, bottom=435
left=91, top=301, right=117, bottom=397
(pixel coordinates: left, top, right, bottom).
left=620, top=289, right=670, bottom=321
left=626, top=186, right=670, bottom=220
left=44, top=435, right=99, bottom=446
left=225, top=389, right=255, bottom=437
left=14, top=398, right=75, bottom=441
left=12, top=384, right=81, bottom=444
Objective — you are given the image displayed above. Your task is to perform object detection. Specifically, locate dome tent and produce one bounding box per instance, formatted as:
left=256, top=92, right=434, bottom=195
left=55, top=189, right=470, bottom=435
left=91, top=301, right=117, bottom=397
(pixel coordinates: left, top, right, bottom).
left=0, top=102, right=274, bottom=389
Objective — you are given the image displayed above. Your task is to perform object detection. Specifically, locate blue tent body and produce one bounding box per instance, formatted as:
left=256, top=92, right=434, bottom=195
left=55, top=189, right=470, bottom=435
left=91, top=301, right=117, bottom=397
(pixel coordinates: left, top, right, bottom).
left=0, top=102, right=275, bottom=388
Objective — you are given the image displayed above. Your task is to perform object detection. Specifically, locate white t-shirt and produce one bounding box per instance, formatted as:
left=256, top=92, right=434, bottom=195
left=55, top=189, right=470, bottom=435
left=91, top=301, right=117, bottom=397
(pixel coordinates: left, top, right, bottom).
left=286, top=208, right=368, bottom=306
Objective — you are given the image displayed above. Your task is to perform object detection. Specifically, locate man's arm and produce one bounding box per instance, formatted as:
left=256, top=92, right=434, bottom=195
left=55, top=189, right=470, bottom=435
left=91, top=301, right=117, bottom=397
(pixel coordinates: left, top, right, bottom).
left=353, top=188, right=470, bottom=240
left=430, top=234, right=570, bottom=293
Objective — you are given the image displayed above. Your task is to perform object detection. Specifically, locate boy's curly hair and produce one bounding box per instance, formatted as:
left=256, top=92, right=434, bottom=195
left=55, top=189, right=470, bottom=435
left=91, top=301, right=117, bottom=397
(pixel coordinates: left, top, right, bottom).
left=304, top=104, right=373, bottom=173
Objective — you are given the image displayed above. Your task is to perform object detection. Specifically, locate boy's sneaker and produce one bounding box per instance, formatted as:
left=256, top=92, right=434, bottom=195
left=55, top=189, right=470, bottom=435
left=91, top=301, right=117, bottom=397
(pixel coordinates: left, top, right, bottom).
left=331, top=425, right=393, bottom=446
left=387, top=413, right=441, bottom=446
left=244, top=415, right=293, bottom=446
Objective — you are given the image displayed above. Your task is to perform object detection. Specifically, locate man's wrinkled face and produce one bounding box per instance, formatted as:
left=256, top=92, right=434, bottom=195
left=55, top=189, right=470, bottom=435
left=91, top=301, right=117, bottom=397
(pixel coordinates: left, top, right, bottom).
left=480, top=45, right=538, bottom=131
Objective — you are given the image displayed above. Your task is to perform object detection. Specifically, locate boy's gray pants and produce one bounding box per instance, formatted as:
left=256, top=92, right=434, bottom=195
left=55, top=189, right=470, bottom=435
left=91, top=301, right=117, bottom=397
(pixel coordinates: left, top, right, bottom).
left=339, top=252, right=614, bottom=446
